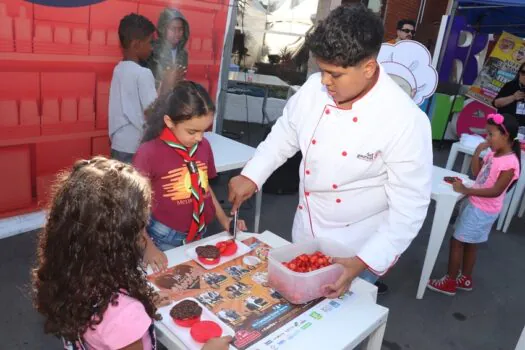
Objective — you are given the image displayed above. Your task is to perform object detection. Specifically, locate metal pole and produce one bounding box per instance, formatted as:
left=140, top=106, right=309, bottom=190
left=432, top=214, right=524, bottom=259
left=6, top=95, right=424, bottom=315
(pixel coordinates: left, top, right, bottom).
left=214, top=0, right=238, bottom=135
left=435, top=0, right=458, bottom=74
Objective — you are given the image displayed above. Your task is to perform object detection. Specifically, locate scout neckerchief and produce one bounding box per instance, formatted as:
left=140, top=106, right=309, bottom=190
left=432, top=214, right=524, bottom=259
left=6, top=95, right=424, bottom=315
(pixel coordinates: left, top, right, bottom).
left=159, top=127, right=205, bottom=242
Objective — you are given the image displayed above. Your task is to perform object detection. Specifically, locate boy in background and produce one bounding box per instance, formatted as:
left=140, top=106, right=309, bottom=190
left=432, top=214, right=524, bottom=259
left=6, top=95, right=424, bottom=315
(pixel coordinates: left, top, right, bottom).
left=109, top=14, right=157, bottom=163
left=147, top=8, right=190, bottom=86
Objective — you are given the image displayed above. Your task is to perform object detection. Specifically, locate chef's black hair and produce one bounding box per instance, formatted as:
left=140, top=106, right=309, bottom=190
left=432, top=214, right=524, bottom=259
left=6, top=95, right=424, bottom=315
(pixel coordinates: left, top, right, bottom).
left=305, top=4, right=384, bottom=68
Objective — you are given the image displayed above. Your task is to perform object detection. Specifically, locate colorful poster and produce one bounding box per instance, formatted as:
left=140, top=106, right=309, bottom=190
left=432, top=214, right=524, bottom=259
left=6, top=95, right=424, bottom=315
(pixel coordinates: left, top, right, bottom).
left=467, top=32, right=525, bottom=106
left=148, top=238, right=324, bottom=350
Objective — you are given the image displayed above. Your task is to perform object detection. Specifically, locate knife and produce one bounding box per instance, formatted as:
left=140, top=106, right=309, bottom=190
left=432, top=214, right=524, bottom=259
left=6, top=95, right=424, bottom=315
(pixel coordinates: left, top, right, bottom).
left=232, top=210, right=238, bottom=240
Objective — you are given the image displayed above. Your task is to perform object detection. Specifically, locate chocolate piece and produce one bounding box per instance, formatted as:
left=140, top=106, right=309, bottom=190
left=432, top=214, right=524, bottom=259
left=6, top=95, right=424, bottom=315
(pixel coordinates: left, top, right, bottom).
left=170, top=300, right=202, bottom=320
left=196, top=245, right=220, bottom=259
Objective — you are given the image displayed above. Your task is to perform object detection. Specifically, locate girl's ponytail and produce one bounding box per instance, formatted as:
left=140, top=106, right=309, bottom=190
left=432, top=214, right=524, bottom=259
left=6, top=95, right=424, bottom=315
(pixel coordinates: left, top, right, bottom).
left=142, top=92, right=170, bottom=142
left=507, top=139, right=522, bottom=192
left=512, top=138, right=522, bottom=172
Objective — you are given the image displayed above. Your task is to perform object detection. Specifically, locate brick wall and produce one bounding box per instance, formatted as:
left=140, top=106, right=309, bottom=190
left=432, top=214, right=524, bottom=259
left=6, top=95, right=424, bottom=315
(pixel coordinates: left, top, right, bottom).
left=383, top=0, right=422, bottom=41
left=383, top=0, right=449, bottom=53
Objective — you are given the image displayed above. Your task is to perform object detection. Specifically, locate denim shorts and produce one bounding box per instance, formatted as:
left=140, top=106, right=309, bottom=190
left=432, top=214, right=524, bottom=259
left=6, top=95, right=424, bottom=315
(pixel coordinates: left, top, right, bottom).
left=146, top=218, right=209, bottom=251
left=454, top=200, right=498, bottom=244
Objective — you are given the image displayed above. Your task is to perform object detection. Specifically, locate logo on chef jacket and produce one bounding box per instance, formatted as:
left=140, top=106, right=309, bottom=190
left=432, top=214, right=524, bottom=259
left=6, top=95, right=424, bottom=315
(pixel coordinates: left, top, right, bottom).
left=26, top=0, right=106, bottom=6
left=357, top=151, right=380, bottom=162
left=378, top=40, right=438, bottom=105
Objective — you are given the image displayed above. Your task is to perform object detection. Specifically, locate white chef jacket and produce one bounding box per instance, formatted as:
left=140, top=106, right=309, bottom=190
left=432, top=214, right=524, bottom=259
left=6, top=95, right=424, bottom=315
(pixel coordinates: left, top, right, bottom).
left=241, top=65, right=433, bottom=275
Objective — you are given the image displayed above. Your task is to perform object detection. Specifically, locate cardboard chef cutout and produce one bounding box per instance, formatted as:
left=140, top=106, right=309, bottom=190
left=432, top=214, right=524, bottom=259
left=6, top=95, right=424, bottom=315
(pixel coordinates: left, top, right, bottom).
left=378, top=40, right=438, bottom=105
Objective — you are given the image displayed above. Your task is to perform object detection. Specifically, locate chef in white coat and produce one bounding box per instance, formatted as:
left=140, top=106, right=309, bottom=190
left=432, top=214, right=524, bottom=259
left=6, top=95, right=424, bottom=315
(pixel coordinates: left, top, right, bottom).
left=229, top=5, right=433, bottom=297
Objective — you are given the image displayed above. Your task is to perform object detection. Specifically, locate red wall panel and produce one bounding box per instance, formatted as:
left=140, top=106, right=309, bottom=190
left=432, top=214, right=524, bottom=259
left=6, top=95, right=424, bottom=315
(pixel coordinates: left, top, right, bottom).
left=0, top=0, right=229, bottom=216
left=0, top=145, right=32, bottom=212
left=35, top=138, right=91, bottom=175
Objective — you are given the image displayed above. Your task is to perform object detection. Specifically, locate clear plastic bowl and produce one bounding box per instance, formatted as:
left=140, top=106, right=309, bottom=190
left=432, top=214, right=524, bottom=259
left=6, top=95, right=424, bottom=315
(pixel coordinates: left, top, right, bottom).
left=267, top=238, right=354, bottom=304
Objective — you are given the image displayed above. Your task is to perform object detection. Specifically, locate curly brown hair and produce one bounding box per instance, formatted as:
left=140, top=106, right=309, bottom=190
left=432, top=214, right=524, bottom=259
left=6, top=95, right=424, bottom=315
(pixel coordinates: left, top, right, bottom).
left=32, top=157, right=160, bottom=342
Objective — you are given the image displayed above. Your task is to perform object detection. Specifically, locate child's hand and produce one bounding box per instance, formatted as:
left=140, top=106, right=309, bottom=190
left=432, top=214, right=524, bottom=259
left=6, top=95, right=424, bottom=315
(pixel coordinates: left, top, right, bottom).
left=452, top=179, right=468, bottom=194
left=153, top=290, right=171, bottom=308
left=159, top=65, right=187, bottom=95
left=475, top=142, right=490, bottom=153
left=144, top=243, right=168, bottom=273
left=202, top=336, right=233, bottom=350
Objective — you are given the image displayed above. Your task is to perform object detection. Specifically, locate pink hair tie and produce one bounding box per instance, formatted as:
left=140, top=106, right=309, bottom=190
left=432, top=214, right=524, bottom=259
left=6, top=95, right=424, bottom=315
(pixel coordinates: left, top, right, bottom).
left=487, top=113, right=508, bottom=134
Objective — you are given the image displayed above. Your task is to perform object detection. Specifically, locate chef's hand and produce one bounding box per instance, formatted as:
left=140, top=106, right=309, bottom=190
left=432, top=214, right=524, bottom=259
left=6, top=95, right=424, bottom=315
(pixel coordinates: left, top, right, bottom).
left=143, top=242, right=168, bottom=273
left=323, top=257, right=367, bottom=299
left=228, top=175, right=257, bottom=213
left=153, top=290, right=171, bottom=308
left=513, top=90, right=525, bottom=101
left=202, top=336, right=233, bottom=350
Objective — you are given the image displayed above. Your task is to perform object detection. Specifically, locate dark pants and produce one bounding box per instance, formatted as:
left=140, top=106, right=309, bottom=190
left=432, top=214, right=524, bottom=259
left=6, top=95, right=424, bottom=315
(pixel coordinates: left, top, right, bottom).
left=111, top=149, right=134, bottom=164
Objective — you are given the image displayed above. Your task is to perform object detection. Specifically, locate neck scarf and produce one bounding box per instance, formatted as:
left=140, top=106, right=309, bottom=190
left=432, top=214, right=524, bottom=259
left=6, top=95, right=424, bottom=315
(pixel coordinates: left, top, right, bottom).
left=159, top=128, right=205, bottom=242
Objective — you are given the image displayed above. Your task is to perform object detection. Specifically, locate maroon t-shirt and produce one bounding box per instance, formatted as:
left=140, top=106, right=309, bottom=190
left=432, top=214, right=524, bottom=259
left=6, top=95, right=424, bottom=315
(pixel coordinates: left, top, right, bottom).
left=133, top=137, right=217, bottom=233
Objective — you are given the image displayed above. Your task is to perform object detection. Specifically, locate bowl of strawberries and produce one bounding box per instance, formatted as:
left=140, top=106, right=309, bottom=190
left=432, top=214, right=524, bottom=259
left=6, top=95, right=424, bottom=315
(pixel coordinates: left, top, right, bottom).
left=267, top=238, right=354, bottom=304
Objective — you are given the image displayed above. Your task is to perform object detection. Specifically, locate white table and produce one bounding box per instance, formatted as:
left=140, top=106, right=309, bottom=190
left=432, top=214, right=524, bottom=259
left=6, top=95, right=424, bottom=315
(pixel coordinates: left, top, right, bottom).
left=228, top=72, right=290, bottom=124
left=205, top=132, right=261, bottom=233
left=445, top=141, right=525, bottom=232
left=416, top=166, right=470, bottom=299
left=152, top=230, right=387, bottom=350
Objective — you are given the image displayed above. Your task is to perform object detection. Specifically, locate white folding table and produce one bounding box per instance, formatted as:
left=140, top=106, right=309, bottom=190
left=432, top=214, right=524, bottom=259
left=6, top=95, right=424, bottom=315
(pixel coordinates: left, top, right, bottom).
left=416, top=166, right=470, bottom=299
left=152, top=230, right=388, bottom=350
left=228, top=72, right=290, bottom=125
left=205, top=132, right=262, bottom=233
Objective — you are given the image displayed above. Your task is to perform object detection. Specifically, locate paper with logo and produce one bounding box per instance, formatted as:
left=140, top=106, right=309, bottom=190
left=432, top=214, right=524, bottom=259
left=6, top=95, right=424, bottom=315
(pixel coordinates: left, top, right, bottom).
left=148, top=237, right=324, bottom=349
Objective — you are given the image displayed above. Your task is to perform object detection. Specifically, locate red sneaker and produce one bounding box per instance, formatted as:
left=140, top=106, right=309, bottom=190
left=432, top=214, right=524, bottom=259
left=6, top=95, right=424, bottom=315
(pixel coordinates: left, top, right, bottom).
left=456, top=274, right=473, bottom=291
left=427, top=275, right=456, bottom=296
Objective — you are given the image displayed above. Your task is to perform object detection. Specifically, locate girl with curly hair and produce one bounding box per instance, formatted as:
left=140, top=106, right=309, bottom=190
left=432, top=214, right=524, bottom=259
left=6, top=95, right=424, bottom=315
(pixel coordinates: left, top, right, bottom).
left=134, top=81, right=246, bottom=271
left=32, top=157, right=231, bottom=349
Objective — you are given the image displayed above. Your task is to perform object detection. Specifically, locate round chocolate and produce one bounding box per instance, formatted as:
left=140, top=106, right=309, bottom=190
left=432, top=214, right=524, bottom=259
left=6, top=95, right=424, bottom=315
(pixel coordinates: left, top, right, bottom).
left=170, top=300, right=202, bottom=320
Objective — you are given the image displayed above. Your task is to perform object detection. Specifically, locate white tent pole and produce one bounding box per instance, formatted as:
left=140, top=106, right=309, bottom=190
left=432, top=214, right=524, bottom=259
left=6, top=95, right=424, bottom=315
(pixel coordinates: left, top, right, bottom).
left=214, top=0, right=238, bottom=134
left=435, top=0, right=458, bottom=74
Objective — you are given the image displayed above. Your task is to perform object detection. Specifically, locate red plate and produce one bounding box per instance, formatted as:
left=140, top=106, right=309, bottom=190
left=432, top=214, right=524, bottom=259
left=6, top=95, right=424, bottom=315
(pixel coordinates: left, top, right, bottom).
left=198, top=256, right=220, bottom=265
left=173, top=316, right=201, bottom=328
left=190, top=320, right=222, bottom=343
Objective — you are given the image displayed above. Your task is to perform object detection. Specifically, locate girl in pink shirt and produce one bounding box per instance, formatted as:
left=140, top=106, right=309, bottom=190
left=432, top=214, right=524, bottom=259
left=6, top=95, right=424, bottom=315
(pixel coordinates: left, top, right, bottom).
left=32, top=157, right=232, bottom=349
left=428, top=113, right=521, bottom=296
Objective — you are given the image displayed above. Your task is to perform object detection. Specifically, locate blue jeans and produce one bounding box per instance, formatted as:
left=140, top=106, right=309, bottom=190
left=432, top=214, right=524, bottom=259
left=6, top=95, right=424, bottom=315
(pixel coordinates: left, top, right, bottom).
left=146, top=218, right=208, bottom=251
left=111, top=149, right=134, bottom=164
left=359, top=269, right=379, bottom=284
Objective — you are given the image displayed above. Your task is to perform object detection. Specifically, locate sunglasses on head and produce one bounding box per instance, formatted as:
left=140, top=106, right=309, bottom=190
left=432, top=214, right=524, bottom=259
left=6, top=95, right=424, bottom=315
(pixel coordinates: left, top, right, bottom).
left=487, top=113, right=508, bottom=135
left=400, top=29, right=416, bottom=35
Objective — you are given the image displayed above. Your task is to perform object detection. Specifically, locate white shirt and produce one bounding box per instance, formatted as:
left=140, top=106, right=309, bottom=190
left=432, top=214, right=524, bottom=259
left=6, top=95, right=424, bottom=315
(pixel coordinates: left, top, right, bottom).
left=241, top=65, right=432, bottom=274
left=108, top=61, right=157, bottom=154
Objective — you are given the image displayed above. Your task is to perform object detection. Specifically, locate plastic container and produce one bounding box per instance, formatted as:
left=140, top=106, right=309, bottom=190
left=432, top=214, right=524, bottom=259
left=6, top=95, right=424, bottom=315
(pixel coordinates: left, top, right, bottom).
left=268, top=238, right=354, bottom=304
